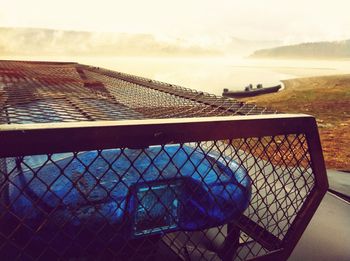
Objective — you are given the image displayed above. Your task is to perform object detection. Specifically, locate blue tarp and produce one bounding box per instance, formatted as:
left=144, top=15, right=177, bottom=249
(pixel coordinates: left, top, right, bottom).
left=8, top=145, right=251, bottom=239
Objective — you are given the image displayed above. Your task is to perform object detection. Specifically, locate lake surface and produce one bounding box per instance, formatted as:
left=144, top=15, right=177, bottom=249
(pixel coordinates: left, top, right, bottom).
left=2, top=56, right=350, bottom=96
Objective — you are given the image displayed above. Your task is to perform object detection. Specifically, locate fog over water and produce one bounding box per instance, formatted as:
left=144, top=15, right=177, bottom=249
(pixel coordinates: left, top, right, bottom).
left=2, top=55, right=350, bottom=96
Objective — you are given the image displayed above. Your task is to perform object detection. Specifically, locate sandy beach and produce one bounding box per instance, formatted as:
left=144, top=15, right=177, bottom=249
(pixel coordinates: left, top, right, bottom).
left=242, top=74, right=350, bottom=171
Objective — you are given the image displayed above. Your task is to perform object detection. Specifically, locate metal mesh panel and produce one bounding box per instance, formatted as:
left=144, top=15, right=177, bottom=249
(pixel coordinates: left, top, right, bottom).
left=0, top=136, right=314, bottom=260
left=0, top=60, right=327, bottom=260
left=0, top=60, right=275, bottom=124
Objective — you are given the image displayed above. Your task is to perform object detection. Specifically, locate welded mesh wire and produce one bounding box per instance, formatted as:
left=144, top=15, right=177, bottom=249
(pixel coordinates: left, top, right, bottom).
left=0, top=135, right=314, bottom=260
left=0, top=60, right=276, bottom=124
left=0, top=60, right=320, bottom=260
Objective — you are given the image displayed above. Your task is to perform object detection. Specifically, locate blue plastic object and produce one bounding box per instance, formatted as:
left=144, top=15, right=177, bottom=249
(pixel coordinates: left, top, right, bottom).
left=7, top=145, right=251, bottom=240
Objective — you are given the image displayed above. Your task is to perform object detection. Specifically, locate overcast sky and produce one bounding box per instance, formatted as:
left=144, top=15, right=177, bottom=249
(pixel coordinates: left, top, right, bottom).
left=1, top=0, right=350, bottom=44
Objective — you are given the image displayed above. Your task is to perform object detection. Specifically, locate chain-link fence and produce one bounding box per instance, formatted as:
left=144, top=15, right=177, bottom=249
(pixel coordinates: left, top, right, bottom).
left=0, top=60, right=328, bottom=260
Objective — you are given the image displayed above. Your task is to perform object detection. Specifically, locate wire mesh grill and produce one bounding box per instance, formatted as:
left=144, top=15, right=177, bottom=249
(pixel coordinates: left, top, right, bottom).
left=0, top=60, right=275, bottom=124
left=0, top=60, right=327, bottom=260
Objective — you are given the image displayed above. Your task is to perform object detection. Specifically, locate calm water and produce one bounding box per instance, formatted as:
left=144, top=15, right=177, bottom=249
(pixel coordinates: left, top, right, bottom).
left=3, top=56, right=350, bottom=96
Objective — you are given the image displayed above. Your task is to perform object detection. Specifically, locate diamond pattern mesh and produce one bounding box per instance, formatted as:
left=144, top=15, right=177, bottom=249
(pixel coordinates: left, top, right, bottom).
left=0, top=60, right=275, bottom=124
left=1, top=137, right=315, bottom=260
left=0, top=60, right=324, bottom=260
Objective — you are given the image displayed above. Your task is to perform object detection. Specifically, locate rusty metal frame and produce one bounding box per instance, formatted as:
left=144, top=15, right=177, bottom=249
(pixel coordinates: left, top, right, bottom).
left=0, top=113, right=328, bottom=260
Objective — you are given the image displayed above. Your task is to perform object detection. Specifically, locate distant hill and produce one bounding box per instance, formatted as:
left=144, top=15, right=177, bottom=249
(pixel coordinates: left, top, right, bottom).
left=0, top=27, right=283, bottom=57
left=250, top=40, right=350, bottom=59
left=0, top=27, right=220, bottom=57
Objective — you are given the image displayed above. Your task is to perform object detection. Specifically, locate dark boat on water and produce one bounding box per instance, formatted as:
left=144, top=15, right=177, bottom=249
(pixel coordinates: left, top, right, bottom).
left=222, top=83, right=282, bottom=98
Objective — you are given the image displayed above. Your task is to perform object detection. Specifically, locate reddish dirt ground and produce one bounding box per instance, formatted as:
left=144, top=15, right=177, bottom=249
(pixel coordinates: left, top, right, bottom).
left=242, top=74, right=350, bottom=171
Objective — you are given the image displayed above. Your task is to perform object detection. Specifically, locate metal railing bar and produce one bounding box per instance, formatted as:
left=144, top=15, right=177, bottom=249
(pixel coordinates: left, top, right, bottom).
left=1, top=114, right=314, bottom=157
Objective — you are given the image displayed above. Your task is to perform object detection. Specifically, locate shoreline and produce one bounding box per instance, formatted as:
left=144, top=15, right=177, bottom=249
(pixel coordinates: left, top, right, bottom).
left=242, top=73, right=350, bottom=171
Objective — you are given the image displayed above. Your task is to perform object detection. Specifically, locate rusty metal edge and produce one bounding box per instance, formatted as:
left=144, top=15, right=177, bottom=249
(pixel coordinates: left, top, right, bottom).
left=277, top=117, right=328, bottom=260
left=248, top=117, right=328, bottom=261
left=1, top=114, right=312, bottom=157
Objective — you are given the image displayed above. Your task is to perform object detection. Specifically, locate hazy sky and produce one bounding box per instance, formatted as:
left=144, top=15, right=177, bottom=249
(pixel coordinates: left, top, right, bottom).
left=1, top=0, right=350, bottom=44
